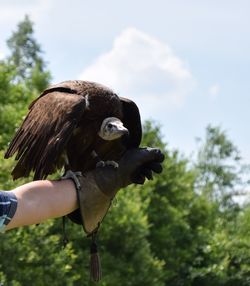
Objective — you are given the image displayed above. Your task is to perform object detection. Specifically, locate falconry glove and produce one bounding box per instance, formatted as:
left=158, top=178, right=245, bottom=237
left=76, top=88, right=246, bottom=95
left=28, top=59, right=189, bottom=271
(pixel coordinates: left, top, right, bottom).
left=65, top=147, right=164, bottom=233
left=62, top=147, right=164, bottom=281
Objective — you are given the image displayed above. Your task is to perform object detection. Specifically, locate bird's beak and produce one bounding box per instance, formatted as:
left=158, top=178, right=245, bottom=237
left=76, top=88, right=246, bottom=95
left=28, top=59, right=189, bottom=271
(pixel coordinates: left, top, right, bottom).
left=117, top=126, right=129, bottom=137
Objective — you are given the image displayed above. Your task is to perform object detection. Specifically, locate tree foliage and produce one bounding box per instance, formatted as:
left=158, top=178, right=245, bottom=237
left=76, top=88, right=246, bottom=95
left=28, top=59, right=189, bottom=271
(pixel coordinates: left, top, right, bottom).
left=195, top=125, right=248, bottom=200
left=7, top=15, right=50, bottom=88
left=0, top=16, right=50, bottom=150
left=1, top=16, right=250, bottom=286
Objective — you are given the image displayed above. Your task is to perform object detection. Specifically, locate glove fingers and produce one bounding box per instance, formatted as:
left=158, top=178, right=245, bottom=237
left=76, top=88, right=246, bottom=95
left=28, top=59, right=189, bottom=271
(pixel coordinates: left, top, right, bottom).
left=141, top=168, right=153, bottom=180
left=145, top=162, right=163, bottom=174
left=121, top=147, right=165, bottom=186
left=143, top=148, right=165, bottom=163
left=131, top=172, right=146, bottom=184
left=132, top=163, right=162, bottom=183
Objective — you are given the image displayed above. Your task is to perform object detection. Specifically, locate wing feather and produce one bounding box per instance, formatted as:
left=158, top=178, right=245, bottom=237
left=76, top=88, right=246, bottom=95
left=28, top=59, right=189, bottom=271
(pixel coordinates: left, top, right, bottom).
left=119, top=97, right=142, bottom=148
left=5, top=91, right=86, bottom=179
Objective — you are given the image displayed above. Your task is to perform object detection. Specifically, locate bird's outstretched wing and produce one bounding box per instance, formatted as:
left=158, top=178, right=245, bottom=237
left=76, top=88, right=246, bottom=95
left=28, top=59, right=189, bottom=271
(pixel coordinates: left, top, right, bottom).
left=5, top=91, right=86, bottom=180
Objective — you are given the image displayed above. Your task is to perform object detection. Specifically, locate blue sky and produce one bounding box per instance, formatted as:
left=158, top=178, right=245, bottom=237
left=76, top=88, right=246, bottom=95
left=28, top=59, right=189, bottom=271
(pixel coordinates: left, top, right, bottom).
left=0, top=0, right=249, bottom=163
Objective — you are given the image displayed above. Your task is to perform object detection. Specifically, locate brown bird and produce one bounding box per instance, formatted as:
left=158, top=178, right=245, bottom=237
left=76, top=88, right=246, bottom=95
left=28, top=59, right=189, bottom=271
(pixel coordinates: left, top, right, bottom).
left=5, top=80, right=142, bottom=180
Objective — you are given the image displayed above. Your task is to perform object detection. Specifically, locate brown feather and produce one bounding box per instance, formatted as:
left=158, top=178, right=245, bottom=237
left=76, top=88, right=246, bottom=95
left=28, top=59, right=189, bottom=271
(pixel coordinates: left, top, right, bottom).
left=5, top=81, right=141, bottom=180
left=5, top=91, right=86, bottom=179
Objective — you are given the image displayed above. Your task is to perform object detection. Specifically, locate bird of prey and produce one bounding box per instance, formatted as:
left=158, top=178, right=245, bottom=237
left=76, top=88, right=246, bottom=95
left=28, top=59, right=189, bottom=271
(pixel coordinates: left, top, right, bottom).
left=5, top=80, right=142, bottom=180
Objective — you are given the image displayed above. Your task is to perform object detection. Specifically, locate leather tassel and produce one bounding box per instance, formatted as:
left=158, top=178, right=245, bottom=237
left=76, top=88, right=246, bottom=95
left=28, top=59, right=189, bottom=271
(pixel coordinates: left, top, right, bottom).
left=90, top=233, right=102, bottom=282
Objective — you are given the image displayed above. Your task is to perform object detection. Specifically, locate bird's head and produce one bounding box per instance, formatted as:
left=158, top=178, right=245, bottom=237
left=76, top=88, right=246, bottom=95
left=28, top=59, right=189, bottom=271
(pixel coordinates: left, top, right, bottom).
left=98, top=117, right=129, bottom=141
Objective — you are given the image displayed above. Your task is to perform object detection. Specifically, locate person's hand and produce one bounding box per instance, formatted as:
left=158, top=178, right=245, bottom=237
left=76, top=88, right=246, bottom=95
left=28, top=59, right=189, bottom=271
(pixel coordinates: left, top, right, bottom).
left=93, top=147, right=164, bottom=197
left=65, top=147, right=165, bottom=234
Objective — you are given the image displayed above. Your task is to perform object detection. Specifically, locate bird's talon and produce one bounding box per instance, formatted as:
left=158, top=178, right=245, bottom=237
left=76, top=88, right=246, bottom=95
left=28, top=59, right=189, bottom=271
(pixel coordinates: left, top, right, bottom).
left=96, top=160, right=119, bottom=168
left=96, top=161, right=105, bottom=168
left=106, top=161, right=119, bottom=168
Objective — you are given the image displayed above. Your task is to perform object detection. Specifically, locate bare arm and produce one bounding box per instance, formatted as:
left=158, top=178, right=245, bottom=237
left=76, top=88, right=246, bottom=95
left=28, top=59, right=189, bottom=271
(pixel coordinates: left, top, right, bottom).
left=6, top=179, right=78, bottom=230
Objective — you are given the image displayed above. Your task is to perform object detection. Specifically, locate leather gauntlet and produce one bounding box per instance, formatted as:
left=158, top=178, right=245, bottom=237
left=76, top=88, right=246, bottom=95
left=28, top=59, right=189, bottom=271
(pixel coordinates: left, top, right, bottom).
left=62, top=147, right=164, bottom=282
left=66, top=147, right=164, bottom=233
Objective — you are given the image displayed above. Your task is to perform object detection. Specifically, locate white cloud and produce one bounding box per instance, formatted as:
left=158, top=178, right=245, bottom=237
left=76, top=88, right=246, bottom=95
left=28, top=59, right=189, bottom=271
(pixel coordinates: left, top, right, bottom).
left=79, top=27, right=195, bottom=119
left=209, top=83, right=220, bottom=99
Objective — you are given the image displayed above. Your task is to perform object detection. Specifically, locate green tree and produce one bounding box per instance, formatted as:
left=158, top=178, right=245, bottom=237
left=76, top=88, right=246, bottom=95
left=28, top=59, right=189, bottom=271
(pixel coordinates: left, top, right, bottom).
left=187, top=126, right=250, bottom=285
left=0, top=61, right=24, bottom=149
left=195, top=125, right=248, bottom=206
left=142, top=121, right=208, bottom=285
left=0, top=16, right=51, bottom=150
left=141, top=122, right=250, bottom=286
left=7, top=15, right=50, bottom=90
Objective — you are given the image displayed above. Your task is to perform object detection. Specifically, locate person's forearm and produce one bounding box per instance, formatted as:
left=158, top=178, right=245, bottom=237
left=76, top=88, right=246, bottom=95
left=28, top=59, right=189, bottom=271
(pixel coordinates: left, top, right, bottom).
left=6, top=179, right=78, bottom=230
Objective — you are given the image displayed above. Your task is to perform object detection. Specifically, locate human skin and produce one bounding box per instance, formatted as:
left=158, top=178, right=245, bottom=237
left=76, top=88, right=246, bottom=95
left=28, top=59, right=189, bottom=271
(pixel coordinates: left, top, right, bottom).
left=6, top=179, right=78, bottom=230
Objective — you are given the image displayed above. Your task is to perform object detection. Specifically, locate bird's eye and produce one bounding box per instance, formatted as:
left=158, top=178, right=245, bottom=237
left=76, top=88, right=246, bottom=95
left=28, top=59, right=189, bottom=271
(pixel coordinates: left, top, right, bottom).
left=107, top=123, right=113, bottom=129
